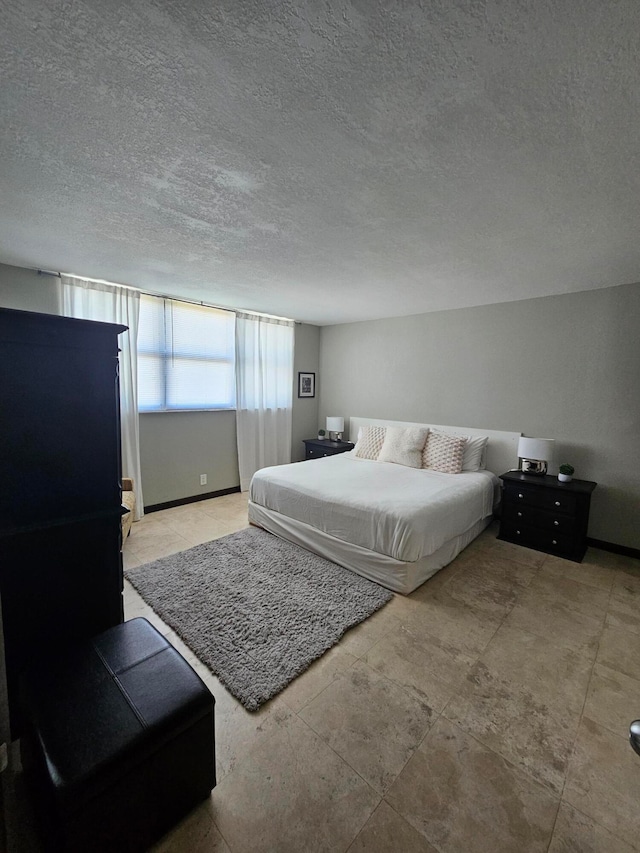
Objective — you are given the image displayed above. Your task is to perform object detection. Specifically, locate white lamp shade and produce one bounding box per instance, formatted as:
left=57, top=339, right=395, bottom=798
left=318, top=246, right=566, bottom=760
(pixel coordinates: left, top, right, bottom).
left=518, top=436, right=555, bottom=462
left=326, top=416, right=344, bottom=433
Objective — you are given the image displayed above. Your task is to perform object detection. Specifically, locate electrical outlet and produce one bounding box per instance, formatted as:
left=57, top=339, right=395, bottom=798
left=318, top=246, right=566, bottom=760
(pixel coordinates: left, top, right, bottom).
left=200, top=474, right=207, bottom=486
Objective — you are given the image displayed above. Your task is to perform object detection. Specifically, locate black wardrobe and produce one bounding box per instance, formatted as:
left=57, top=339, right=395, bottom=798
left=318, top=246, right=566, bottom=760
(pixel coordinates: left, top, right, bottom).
left=0, top=307, right=126, bottom=735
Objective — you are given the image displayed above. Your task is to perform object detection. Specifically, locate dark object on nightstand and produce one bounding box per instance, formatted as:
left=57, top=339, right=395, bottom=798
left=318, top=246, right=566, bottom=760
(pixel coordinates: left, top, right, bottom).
left=498, top=471, right=596, bottom=562
left=20, top=618, right=216, bottom=853
left=303, top=438, right=355, bottom=459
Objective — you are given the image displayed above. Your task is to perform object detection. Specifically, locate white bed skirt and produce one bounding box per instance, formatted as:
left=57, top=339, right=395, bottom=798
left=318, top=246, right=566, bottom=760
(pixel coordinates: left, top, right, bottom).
left=248, top=500, right=492, bottom=595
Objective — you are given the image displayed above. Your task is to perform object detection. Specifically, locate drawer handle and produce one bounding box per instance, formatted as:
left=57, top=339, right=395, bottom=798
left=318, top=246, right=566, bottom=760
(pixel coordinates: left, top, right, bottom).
left=554, top=520, right=559, bottom=526
left=552, top=539, right=557, bottom=545
left=555, top=501, right=561, bottom=507
left=516, top=530, right=521, bottom=535
left=518, top=493, right=524, bottom=499
left=517, top=512, right=522, bottom=517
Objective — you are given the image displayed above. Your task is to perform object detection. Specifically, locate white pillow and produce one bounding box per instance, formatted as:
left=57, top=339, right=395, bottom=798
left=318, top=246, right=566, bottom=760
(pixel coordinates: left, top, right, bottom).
left=461, top=435, right=489, bottom=471
left=378, top=427, right=429, bottom=468
left=353, top=425, right=387, bottom=460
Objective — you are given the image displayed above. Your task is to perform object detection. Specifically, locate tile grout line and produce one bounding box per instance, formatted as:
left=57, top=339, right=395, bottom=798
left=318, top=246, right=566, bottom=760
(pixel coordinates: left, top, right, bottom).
left=295, top=654, right=434, bottom=779
left=438, top=547, right=540, bottom=723
left=382, top=552, right=557, bottom=848
left=437, top=552, right=593, bottom=830
left=544, top=562, right=618, bottom=852
left=287, top=712, right=384, bottom=853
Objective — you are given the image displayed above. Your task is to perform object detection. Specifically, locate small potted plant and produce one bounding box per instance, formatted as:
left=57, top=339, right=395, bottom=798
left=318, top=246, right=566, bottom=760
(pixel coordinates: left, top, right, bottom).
left=558, top=463, right=574, bottom=483
left=317, top=428, right=326, bottom=440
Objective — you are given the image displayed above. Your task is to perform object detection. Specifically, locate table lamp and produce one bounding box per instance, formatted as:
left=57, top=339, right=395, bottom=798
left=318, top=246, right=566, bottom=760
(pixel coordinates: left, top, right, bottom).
left=518, top=436, right=555, bottom=475
left=326, top=417, right=344, bottom=442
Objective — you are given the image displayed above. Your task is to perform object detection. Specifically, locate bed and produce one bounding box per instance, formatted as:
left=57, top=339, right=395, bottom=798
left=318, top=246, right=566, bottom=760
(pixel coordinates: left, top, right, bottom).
left=248, top=417, right=521, bottom=594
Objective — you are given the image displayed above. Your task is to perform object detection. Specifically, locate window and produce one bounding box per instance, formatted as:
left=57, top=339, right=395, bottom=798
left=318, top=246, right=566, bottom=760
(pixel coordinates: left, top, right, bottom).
left=137, top=295, right=235, bottom=412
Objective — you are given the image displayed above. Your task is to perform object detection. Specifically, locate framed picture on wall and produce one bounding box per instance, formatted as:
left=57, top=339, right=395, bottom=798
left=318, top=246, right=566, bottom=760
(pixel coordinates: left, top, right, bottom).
left=298, top=372, right=315, bottom=398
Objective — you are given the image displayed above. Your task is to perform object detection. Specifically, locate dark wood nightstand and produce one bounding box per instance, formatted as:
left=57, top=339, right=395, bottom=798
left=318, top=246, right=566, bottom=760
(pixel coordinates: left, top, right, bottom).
left=303, top=439, right=355, bottom=460
left=498, top=471, right=596, bottom=562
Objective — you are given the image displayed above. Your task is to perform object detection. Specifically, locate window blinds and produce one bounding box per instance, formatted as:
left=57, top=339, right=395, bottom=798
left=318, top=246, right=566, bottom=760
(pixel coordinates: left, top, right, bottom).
left=138, top=295, right=235, bottom=412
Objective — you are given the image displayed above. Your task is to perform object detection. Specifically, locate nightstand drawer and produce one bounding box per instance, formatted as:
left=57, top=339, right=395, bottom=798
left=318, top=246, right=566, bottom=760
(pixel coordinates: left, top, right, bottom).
left=498, top=472, right=596, bottom=563
left=500, top=522, right=574, bottom=557
left=303, top=439, right=354, bottom=460
left=503, top=483, right=577, bottom=515
left=306, top=446, right=344, bottom=459
left=502, top=504, right=576, bottom=534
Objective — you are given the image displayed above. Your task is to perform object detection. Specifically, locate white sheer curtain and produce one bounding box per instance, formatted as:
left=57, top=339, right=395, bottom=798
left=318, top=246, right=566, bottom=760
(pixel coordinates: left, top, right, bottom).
left=62, top=275, right=144, bottom=519
left=235, top=312, right=294, bottom=492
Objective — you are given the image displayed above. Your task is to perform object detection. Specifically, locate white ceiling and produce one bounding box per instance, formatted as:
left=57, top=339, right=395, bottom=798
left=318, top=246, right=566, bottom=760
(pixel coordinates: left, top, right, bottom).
left=1, top=1, right=639, bottom=325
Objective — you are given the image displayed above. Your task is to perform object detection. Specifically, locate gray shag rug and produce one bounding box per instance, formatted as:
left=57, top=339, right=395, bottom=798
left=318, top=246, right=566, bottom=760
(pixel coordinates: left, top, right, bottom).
left=125, top=526, right=392, bottom=710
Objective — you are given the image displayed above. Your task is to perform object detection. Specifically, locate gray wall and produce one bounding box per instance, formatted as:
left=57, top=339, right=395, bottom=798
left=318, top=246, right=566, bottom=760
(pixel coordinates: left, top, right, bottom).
left=319, top=282, right=640, bottom=550
left=0, top=262, right=319, bottom=505
left=292, top=323, right=320, bottom=461
left=0, top=264, right=60, bottom=312
left=139, top=410, right=239, bottom=505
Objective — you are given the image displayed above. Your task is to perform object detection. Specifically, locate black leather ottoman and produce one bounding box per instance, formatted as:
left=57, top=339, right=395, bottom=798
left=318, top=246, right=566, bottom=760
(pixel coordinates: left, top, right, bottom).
left=20, top=617, right=215, bottom=852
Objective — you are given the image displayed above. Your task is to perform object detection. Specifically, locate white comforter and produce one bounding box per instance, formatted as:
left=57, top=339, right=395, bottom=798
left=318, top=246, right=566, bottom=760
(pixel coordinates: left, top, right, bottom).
left=250, top=452, right=498, bottom=563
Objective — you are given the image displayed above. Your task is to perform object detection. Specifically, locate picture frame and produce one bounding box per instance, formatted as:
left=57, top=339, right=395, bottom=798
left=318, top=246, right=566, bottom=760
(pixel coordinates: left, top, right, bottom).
left=298, top=372, right=315, bottom=398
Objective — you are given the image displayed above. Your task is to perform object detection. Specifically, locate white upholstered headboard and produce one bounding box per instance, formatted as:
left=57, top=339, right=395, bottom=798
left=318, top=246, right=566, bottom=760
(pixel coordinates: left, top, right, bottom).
left=348, top=417, right=521, bottom=478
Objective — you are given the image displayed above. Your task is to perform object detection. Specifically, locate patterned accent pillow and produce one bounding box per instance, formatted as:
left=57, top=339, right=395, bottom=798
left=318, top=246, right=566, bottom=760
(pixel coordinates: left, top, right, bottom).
left=354, top=425, right=387, bottom=460
left=440, top=433, right=489, bottom=471
left=378, top=427, right=429, bottom=468
left=422, top=429, right=467, bottom=474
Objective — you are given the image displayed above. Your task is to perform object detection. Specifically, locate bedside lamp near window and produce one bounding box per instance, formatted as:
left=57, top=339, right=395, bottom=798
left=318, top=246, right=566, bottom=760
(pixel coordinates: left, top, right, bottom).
left=518, top=437, right=555, bottom=475
left=326, top=417, right=344, bottom=442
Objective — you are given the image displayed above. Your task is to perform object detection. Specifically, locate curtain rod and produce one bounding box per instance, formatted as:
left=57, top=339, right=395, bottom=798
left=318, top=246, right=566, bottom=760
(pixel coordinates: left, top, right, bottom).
left=35, top=267, right=299, bottom=323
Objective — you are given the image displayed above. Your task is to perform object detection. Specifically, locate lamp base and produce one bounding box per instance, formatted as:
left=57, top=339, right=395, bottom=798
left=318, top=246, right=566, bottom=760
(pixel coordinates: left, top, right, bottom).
left=521, top=459, right=548, bottom=475
left=329, top=431, right=343, bottom=442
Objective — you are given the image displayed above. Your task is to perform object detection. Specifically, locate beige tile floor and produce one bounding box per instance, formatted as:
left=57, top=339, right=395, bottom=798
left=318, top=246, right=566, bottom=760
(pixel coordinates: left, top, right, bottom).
left=11, top=493, right=640, bottom=852
left=120, top=495, right=640, bottom=853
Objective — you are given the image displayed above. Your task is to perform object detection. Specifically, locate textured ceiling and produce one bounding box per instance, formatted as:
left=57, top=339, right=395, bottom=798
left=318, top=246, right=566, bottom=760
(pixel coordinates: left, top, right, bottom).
left=1, top=1, right=639, bottom=325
